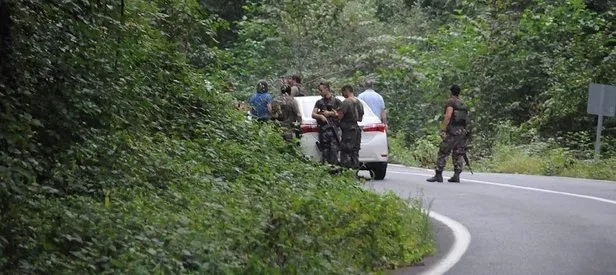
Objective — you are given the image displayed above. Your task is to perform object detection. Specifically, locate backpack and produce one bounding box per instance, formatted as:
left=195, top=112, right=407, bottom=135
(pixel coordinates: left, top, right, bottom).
left=270, top=96, right=287, bottom=121
left=451, top=99, right=470, bottom=127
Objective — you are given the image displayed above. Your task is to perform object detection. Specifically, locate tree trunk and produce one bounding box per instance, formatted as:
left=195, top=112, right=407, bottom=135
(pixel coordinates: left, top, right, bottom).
left=0, top=0, right=15, bottom=150
left=0, top=0, right=14, bottom=90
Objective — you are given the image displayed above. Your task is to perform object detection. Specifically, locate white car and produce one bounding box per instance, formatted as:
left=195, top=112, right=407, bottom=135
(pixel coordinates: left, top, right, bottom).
left=295, top=96, right=388, bottom=180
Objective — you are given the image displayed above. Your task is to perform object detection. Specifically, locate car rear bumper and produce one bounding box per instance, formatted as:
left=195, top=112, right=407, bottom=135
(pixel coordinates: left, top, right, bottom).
left=299, top=132, right=388, bottom=165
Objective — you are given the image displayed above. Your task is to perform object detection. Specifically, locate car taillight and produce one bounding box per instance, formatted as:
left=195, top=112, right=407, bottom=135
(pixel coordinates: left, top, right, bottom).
left=300, top=123, right=319, bottom=133
left=363, top=123, right=386, bottom=132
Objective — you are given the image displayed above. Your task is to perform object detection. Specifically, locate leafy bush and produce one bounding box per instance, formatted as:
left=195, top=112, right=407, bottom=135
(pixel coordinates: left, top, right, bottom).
left=0, top=1, right=434, bottom=274
left=389, top=132, right=440, bottom=168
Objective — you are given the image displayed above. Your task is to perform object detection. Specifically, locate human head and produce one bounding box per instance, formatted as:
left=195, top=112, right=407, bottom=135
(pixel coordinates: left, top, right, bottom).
left=362, top=79, right=373, bottom=90
left=256, top=80, right=268, bottom=93
left=450, top=84, right=461, bottom=97
left=341, top=85, right=354, bottom=98
left=291, top=75, right=301, bottom=86
left=281, top=84, right=292, bottom=95
left=318, top=81, right=331, bottom=98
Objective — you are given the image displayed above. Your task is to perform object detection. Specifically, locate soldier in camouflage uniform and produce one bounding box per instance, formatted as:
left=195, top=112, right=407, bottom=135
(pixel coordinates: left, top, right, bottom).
left=427, top=84, right=470, bottom=183
left=337, top=85, right=364, bottom=169
left=272, top=84, right=301, bottom=142
left=312, top=81, right=342, bottom=165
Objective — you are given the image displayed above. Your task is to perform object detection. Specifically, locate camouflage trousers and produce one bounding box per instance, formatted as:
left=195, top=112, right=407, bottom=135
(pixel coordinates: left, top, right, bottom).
left=318, top=125, right=340, bottom=165
left=340, top=124, right=361, bottom=169
left=435, top=130, right=468, bottom=173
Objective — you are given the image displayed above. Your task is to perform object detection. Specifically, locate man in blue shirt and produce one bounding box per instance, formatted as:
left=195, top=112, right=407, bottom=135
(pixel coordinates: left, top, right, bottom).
left=249, top=80, right=273, bottom=121
left=357, top=80, right=388, bottom=130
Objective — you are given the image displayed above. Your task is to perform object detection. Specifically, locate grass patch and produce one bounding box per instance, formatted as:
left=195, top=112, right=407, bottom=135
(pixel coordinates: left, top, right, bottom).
left=389, top=135, right=616, bottom=181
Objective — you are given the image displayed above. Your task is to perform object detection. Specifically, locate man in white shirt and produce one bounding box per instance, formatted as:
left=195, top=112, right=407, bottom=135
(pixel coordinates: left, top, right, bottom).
left=357, top=80, right=388, bottom=130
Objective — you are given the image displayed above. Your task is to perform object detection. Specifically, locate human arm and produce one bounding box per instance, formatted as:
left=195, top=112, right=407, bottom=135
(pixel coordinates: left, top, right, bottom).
left=312, top=108, right=330, bottom=122
left=312, top=101, right=328, bottom=123
left=377, top=95, right=388, bottom=129
left=440, top=106, right=453, bottom=139
left=358, top=101, right=364, bottom=122
left=380, top=108, right=388, bottom=128
left=337, top=100, right=349, bottom=120
left=313, top=100, right=339, bottom=122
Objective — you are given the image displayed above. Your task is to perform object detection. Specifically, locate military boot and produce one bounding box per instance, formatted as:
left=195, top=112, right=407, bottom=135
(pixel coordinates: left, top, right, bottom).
left=448, top=171, right=461, bottom=183
left=426, top=171, right=443, bottom=183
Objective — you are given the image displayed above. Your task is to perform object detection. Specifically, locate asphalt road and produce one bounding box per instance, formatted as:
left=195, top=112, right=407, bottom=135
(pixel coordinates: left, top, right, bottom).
left=367, top=165, right=616, bottom=275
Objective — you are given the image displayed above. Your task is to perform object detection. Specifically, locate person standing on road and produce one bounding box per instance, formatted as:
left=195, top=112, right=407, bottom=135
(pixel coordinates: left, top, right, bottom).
left=358, top=79, right=388, bottom=130
left=312, top=81, right=342, bottom=165
left=249, top=80, right=273, bottom=122
left=427, top=84, right=471, bottom=183
left=337, top=85, right=364, bottom=170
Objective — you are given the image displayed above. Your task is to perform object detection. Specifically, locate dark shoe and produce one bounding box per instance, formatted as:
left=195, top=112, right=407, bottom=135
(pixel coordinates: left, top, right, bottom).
left=448, top=171, right=461, bottom=183
left=426, top=171, right=443, bottom=183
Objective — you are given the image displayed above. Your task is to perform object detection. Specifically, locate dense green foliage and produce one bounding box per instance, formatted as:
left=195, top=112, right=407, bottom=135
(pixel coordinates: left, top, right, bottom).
left=234, top=0, right=616, bottom=177
left=0, top=1, right=434, bottom=273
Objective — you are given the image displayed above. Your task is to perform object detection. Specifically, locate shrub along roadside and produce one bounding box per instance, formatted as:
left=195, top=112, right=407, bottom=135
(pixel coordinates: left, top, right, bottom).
left=389, top=134, right=616, bottom=181
left=4, top=124, right=436, bottom=274
left=0, top=1, right=434, bottom=273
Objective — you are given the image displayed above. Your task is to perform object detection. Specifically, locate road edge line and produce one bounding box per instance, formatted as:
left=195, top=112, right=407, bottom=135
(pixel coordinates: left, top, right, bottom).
left=419, top=211, right=471, bottom=275
left=389, top=163, right=616, bottom=184
left=391, top=171, right=616, bottom=206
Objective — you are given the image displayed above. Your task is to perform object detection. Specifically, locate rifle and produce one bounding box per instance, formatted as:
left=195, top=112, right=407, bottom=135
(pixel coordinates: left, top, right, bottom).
left=315, top=108, right=341, bottom=153
left=464, top=130, right=473, bottom=175
left=463, top=153, right=473, bottom=175
left=462, top=140, right=473, bottom=175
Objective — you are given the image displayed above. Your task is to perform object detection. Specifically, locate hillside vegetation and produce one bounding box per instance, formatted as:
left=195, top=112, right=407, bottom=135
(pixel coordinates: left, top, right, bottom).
left=0, top=1, right=433, bottom=273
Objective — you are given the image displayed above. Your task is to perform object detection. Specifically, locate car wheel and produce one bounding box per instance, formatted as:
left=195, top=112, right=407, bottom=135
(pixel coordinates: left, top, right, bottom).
left=372, top=162, right=387, bottom=180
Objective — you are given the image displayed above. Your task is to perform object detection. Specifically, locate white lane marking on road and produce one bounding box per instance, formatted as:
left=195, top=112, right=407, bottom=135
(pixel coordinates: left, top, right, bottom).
left=420, top=211, right=471, bottom=275
left=399, top=165, right=616, bottom=184
left=391, top=171, right=616, bottom=206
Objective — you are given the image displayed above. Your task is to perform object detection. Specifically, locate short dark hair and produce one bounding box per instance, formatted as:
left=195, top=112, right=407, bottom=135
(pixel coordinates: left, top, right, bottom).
left=291, top=75, right=301, bottom=84
left=318, top=81, right=330, bottom=90
left=450, top=84, right=461, bottom=96
left=342, top=85, right=354, bottom=93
